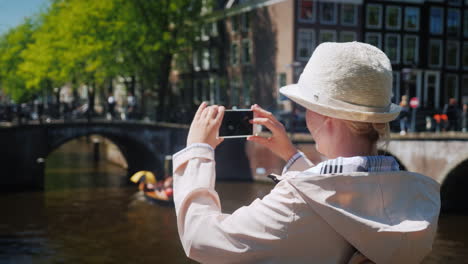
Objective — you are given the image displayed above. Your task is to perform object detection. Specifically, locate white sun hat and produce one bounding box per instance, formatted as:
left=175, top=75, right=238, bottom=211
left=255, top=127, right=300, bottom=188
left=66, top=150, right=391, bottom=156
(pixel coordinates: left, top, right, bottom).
left=280, top=42, right=401, bottom=123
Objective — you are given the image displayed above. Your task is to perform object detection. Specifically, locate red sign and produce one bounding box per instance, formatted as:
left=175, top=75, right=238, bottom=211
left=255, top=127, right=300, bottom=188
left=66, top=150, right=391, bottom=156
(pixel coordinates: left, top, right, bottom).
left=410, top=97, right=419, bottom=108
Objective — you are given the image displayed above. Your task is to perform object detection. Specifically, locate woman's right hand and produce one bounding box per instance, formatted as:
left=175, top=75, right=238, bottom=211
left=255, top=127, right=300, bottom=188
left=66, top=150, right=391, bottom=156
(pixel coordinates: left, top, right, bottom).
left=247, top=104, right=298, bottom=162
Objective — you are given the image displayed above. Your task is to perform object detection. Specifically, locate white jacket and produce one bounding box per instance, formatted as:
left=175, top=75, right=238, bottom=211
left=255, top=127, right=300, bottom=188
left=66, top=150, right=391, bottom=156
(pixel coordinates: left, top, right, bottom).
left=173, top=144, right=441, bottom=264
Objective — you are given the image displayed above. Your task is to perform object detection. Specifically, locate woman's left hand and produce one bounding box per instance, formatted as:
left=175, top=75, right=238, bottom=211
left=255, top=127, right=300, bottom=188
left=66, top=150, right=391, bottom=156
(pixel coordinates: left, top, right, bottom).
left=187, top=102, right=225, bottom=149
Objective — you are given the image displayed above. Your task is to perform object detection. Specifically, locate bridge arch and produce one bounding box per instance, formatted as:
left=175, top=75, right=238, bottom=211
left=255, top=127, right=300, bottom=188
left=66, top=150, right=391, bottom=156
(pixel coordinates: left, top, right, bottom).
left=45, top=125, right=165, bottom=180
left=440, top=158, right=468, bottom=213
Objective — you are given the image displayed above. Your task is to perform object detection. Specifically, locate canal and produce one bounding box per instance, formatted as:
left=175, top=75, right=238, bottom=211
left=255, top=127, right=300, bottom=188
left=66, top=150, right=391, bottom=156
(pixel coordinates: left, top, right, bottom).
left=0, top=138, right=467, bottom=263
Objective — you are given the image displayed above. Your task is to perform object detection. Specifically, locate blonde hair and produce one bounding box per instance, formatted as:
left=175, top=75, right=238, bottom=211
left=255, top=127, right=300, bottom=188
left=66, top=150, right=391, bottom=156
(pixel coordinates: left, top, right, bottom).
left=343, top=120, right=390, bottom=151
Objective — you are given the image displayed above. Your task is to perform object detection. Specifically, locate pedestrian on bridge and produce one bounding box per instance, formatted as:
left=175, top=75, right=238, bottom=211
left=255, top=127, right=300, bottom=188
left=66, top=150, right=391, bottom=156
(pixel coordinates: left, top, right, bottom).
left=172, top=42, right=441, bottom=264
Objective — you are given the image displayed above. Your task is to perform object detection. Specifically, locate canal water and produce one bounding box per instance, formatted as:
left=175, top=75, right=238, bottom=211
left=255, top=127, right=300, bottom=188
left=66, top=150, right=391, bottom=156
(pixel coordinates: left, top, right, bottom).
left=0, top=138, right=467, bottom=263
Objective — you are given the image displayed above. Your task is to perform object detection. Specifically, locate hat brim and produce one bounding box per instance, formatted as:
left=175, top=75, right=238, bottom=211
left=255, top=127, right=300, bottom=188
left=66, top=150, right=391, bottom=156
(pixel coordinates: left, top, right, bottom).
left=280, top=84, right=401, bottom=123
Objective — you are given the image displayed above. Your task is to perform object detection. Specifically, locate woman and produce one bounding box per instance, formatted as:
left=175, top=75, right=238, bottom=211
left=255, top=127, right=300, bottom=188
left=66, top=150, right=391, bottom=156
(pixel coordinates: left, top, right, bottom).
left=172, top=42, right=440, bottom=263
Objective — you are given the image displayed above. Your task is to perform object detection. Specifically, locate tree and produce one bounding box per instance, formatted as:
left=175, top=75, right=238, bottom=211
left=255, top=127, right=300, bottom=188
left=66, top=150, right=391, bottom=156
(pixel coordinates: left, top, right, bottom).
left=0, top=20, right=37, bottom=102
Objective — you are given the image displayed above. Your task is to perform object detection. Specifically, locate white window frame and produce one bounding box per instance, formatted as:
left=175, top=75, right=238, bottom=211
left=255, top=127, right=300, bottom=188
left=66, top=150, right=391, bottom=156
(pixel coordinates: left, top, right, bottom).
left=339, top=31, right=357, bottom=42
left=365, top=32, right=382, bottom=49
left=296, top=28, right=315, bottom=61
left=385, top=6, right=401, bottom=30
left=202, top=48, right=210, bottom=70
left=429, top=7, right=444, bottom=35
left=366, top=4, right=382, bottom=29
left=428, top=39, right=443, bottom=68
left=392, top=71, right=400, bottom=104
left=193, top=50, right=201, bottom=72
left=341, top=4, right=357, bottom=26
left=320, top=2, right=337, bottom=25
left=319, top=30, right=337, bottom=44
left=424, top=71, right=441, bottom=109
left=241, top=39, right=252, bottom=65
left=404, top=7, right=420, bottom=32
left=403, top=35, right=419, bottom=65
left=297, top=0, right=316, bottom=23
left=463, top=42, right=468, bottom=70
left=446, top=40, right=460, bottom=69
left=385, top=34, right=401, bottom=64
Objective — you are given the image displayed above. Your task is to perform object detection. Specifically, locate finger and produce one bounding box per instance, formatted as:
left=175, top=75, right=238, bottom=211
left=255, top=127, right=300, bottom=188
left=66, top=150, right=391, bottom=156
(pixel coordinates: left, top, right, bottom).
left=247, top=135, right=271, bottom=147
left=194, top=102, right=207, bottom=120
left=251, top=117, right=283, bottom=134
left=252, top=105, right=273, bottom=118
left=209, top=105, right=219, bottom=119
left=202, top=105, right=215, bottom=119
left=214, top=106, right=225, bottom=126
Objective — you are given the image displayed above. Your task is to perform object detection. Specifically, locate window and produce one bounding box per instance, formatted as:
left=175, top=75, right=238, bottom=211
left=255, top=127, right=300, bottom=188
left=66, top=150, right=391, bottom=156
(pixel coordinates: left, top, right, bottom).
left=320, top=2, right=337, bottom=25
left=193, top=50, right=201, bottom=71
left=365, top=33, right=382, bottom=49
left=298, top=0, right=315, bottom=23
left=202, top=48, right=210, bottom=70
left=339, top=31, right=357, bottom=42
left=404, top=7, right=420, bottom=31
left=366, top=4, right=382, bottom=29
left=385, top=34, right=400, bottom=63
left=447, top=9, right=461, bottom=36
left=211, top=22, right=218, bottom=37
left=231, top=43, right=239, bottom=65
left=297, top=29, right=315, bottom=61
left=319, top=30, right=337, bottom=43
left=230, top=78, right=240, bottom=106
left=424, top=72, right=440, bottom=109
left=210, top=76, right=220, bottom=104
left=463, top=75, right=468, bottom=105
left=242, top=75, right=251, bottom=106
left=464, top=10, right=468, bottom=37
left=445, top=74, right=459, bottom=103
left=446, top=41, right=460, bottom=68
left=463, top=42, right=468, bottom=69
left=428, top=39, right=443, bottom=67
left=386, top=6, right=401, bottom=30
left=242, top=39, right=251, bottom=64
left=448, top=0, right=462, bottom=5
left=429, top=7, right=443, bottom=35
left=231, top=16, right=239, bottom=33
left=341, top=4, right=357, bottom=26
left=241, top=12, right=250, bottom=32
left=403, top=35, right=418, bottom=65
left=201, top=25, right=210, bottom=41
left=277, top=73, right=288, bottom=101
left=392, top=72, right=400, bottom=104
left=211, top=48, right=219, bottom=69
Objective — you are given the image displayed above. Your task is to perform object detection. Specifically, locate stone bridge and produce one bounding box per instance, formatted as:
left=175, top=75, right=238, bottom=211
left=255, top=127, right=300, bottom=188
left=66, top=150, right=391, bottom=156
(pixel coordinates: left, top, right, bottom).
left=1, top=121, right=467, bottom=211
left=0, top=121, right=251, bottom=190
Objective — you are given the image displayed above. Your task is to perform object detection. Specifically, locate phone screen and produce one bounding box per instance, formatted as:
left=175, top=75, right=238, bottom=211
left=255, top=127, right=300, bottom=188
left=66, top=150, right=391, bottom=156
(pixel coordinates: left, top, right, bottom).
left=219, top=110, right=253, bottom=138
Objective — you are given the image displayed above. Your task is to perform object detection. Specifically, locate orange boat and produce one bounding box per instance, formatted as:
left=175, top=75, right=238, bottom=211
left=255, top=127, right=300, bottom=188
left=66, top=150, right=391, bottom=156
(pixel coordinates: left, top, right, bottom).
left=130, top=156, right=174, bottom=206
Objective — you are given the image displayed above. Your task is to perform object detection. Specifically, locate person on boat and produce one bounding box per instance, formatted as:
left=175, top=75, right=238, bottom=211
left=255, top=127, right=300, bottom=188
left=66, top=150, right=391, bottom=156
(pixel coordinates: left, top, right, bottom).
left=172, top=42, right=441, bottom=263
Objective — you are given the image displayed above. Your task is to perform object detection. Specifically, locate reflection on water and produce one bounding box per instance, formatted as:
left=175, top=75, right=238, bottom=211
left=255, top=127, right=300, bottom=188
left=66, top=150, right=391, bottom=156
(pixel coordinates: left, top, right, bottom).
left=0, top=138, right=467, bottom=263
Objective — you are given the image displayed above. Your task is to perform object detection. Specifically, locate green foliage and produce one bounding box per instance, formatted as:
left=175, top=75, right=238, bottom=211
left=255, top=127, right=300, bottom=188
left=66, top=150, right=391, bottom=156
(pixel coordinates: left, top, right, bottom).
left=0, top=20, right=36, bottom=102
left=0, top=0, right=208, bottom=106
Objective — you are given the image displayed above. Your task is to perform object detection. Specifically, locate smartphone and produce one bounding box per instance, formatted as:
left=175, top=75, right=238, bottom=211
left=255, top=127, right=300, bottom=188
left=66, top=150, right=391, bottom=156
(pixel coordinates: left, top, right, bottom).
left=219, top=109, right=253, bottom=138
